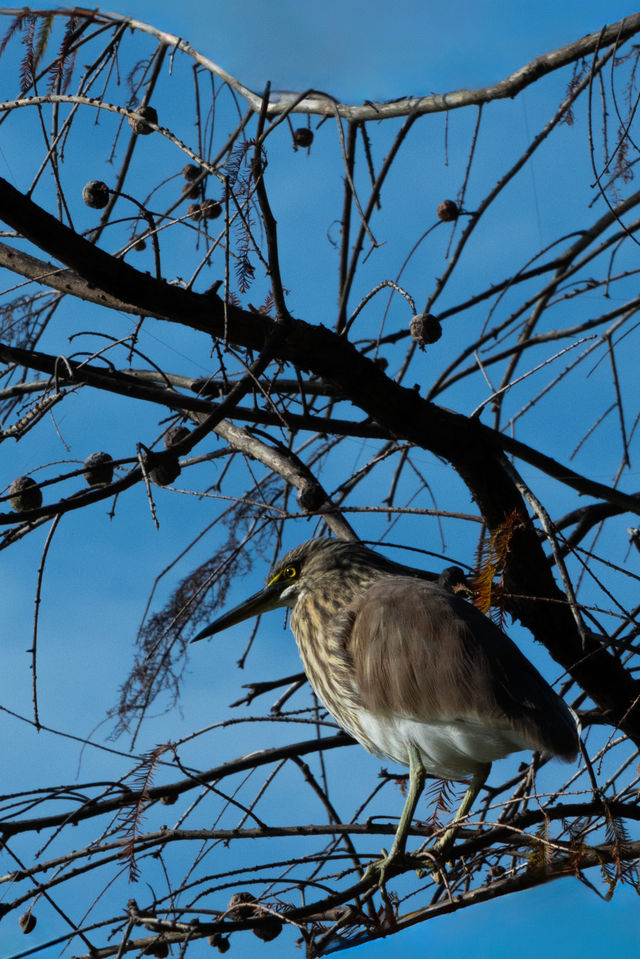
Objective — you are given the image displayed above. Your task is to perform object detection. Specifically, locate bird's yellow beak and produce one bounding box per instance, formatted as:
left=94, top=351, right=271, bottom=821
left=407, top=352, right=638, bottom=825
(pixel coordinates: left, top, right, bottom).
left=191, top=579, right=285, bottom=643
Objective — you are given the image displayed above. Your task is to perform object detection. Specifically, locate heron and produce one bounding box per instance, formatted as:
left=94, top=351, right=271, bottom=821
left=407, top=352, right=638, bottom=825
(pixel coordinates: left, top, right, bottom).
left=192, top=537, right=578, bottom=872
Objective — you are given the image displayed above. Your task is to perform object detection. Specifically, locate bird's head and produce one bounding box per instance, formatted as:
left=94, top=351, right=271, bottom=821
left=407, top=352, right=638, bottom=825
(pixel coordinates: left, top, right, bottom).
left=190, top=538, right=404, bottom=643
left=190, top=539, right=325, bottom=643
left=191, top=537, right=434, bottom=643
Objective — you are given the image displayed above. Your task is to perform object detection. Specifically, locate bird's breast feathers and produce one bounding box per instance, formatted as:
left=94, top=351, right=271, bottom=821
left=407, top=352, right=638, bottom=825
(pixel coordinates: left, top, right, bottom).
left=351, top=709, right=534, bottom=780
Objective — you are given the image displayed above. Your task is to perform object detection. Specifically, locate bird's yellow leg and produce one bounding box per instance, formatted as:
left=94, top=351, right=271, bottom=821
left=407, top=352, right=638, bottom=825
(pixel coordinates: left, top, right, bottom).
left=434, top=762, right=490, bottom=854
left=367, top=743, right=425, bottom=890
left=388, top=743, right=426, bottom=860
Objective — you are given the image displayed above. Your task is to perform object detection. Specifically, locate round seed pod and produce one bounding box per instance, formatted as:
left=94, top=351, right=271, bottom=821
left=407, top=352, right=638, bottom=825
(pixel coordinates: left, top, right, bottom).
left=227, top=892, right=256, bottom=920
left=19, top=912, right=37, bottom=934
left=82, top=180, right=110, bottom=209
left=200, top=199, right=222, bottom=220
left=188, top=200, right=222, bottom=222
left=9, top=476, right=42, bottom=512
left=83, top=451, right=114, bottom=487
left=409, top=313, right=442, bottom=347
left=293, top=127, right=314, bottom=148
left=133, top=238, right=147, bottom=251
left=164, top=425, right=190, bottom=449
left=253, top=915, right=282, bottom=942
left=127, top=898, right=140, bottom=917
left=182, top=163, right=200, bottom=181
left=208, top=934, right=230, bottom=952
left=296, top=483, right=324, bottom=512
left=437, top=199, right=459, bottom=222
left=128, top=105, right=158, bottom=135
left=148, top=453, right=181, bottom=486
left=142, top=941, right=169, bottom=958
left=181, top=182, right=200, bottom=199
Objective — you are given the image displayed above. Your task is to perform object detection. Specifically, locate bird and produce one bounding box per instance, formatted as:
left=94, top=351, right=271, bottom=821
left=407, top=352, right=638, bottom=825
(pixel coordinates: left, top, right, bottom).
left=192, top=537, right=579, bottom=871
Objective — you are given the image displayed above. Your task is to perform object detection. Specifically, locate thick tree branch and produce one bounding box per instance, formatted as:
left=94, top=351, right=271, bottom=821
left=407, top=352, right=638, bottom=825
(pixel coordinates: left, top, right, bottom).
left=2, top=178, right=640, bottom=741
left=62, top=833, right=640, bottom=958
left=0, top=241, right=154, bottom=315
left=0, top=177, right=263, bottom=346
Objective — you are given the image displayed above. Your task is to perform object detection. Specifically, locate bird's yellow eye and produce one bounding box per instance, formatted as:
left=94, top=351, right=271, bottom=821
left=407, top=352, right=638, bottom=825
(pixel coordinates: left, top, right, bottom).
left=267, top=565, right=298, bottom=587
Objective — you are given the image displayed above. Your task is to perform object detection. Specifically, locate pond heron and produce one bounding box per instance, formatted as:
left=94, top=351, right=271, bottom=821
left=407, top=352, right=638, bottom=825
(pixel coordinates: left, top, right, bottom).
left=192, top=538, right=578, bottom=868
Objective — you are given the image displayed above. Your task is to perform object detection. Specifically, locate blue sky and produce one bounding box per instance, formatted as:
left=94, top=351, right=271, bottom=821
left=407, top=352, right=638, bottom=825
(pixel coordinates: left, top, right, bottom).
left=2, top=2, right=639, bottom=957
left=120, top=0, right=637, bottom=99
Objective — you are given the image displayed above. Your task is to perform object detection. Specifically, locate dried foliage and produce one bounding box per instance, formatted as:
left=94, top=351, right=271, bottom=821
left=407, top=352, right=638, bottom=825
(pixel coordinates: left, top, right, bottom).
left=112, top=506, right=277, bottom=736
left=472, top=510, right=524, bottom=620
left=116, top=746, right=167, bottom=882
left=0, top=9, right=639, bottom=959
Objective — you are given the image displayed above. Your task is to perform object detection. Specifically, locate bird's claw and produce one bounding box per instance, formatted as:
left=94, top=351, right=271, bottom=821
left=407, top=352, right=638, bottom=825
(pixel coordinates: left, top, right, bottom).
left=365, top=850, right=426, bottom=890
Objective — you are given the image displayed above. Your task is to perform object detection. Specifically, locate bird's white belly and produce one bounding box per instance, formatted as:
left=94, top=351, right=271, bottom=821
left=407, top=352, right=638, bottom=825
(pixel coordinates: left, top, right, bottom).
left=353, top=710, right=533, bottom=780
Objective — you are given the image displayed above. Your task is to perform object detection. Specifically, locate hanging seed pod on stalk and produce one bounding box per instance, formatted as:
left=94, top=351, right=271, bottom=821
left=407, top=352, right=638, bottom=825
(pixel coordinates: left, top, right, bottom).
left=147, top=452, right=181, bottom=486
left=9, top=476, right=42, bottom=512
left=82, top=180, right=110, bottom=209
left=410, top=313, right=442, bottom=347
left=188, top=199, right=222, bottom=221
left=208, top=934, right=230, bottom=952
left=19, top=912, right=37, bottom=934
left=437, top=199, right=459, bottom=221
left=226, top=892, right=256, bottom=920
left=296, top=482, right=324, bottom=512
left=252, top=915, right=283, bottom=942
left=83, top=451, right=114, bottom=487
left=293, top=127, right=314, bottom=148
left=141, top=940, right=169, bottom=958
left=128, top=105, right=158, bottom=135
left=164, top=425, right=190, bottom=449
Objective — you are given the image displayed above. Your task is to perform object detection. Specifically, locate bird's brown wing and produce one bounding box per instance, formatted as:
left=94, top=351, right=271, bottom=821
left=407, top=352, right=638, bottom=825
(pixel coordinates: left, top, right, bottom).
left=342, top=576, right=578, bottom=760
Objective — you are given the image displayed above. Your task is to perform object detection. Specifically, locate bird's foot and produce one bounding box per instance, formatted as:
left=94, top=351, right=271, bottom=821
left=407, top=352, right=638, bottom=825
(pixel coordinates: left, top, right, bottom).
left=413, top=831, right=457, bottom=882
left=364, top=846, right=393, bottom=890
left=365, top=848, right=425, bottom=890
left=420, top=859, right=447, bottom=884
left=433, top=823, right=458, bottom=856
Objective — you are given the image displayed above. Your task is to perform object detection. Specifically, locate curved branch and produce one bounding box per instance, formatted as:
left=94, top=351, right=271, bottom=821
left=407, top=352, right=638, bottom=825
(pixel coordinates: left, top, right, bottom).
left=3, top=9, right=639, bottom=120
